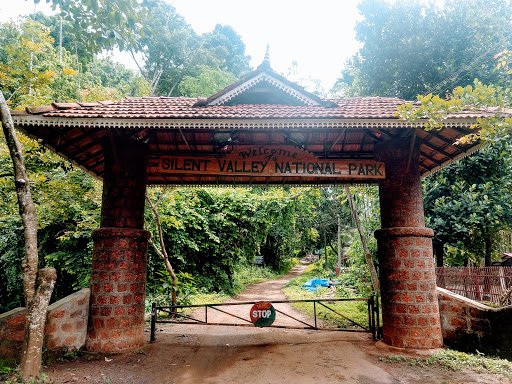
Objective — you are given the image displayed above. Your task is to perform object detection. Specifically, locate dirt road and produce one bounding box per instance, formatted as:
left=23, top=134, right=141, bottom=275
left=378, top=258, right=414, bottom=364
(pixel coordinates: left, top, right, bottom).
left=43, top=263, right=509, bottom=384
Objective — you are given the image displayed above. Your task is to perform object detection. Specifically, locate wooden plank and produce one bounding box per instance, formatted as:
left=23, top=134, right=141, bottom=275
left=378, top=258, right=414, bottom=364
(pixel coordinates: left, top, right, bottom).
left=147, top=145, right=385, bottom=181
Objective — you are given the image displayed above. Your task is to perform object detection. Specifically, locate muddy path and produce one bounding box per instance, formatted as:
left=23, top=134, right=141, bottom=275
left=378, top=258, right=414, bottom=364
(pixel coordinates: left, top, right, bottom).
left=43, top=262, right=510, bottom=384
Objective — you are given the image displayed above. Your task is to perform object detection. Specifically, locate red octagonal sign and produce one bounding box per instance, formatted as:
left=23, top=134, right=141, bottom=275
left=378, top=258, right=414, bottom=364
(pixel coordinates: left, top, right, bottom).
left=249, top=301, right=276, bottom=327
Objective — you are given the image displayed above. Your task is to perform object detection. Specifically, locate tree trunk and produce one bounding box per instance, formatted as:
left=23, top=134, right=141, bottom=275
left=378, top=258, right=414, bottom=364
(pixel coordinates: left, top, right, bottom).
left=344, top=186, right=380, bottom=292
left=1, top=91, right=56, bottom=379
left=0, top=91, right=38, bottom=303
left=433, top=239, right=444, bottom=267
left=145, top=193, right=177, bottom=309
left=19, top=268, right=57, bottom=380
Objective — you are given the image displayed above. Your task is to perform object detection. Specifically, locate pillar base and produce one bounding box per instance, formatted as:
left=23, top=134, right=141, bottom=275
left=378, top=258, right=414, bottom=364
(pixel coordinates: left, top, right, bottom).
left=86, top=228, right=149, bottom=353
left=375, top=340, right=443, bottom=357
left=375, top=227, right=443, bottom=350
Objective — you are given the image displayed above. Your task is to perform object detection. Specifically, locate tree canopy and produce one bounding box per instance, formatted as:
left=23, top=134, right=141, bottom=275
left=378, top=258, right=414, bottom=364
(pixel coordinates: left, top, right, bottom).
left=334, top=0, right=512, bottom=100
left=334, top=0, right=512, bottom=266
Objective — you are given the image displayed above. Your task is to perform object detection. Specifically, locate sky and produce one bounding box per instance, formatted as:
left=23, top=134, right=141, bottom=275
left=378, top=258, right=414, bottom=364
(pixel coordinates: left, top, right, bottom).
left=0, top=0, right=363, bottom=91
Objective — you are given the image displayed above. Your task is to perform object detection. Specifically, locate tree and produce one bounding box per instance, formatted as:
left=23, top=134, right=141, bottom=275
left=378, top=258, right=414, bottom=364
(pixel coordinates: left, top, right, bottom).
left=133, top=1, right=251, bottom=96
left=333, top=0, right=512, bottom=99
left=335, top=0, right=512, bottom=266
left=0, top=17, right=145, bottom=312
left=1, top=91, right=57, bottom=380
left=0, top=19, right=79, bottom=106
left=145, top=191, right=178, bottom=309
left=344, top=186, right=380, bottom=291
left=423, top=143, right=512, bottom=266
left=34, top=0, right=146, bottom=55
left=177, top=66, right=236, bottom=97
left=200, top=24, right=251, bottom=78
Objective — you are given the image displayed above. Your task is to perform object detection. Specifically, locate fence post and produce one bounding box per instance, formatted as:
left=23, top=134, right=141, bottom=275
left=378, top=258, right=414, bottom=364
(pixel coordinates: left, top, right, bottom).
left=313, top=301, right=317, bottom=329
left=150, top=302, right=157, bottom=343
left=368, top=295, right=375, bottom=340
left=375, top=294, right=381, bottom=339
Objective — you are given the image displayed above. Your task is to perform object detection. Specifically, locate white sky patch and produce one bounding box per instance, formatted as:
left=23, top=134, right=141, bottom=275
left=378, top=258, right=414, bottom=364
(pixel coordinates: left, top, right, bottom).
left=1, top=0, right=363, bottom=91
left=0, top=1, right=54, bottom=22
left=170, top=0, right=362, bottom=90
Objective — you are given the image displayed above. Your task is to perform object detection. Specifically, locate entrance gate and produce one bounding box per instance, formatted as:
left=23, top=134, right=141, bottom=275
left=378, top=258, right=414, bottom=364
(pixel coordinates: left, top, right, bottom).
left=150, top=295, right=380, bottom=342
left=11, top=55, right=484, bottom=352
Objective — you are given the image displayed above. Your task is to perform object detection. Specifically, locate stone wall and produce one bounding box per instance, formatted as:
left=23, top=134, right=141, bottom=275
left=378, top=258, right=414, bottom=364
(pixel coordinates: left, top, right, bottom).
left=0, top=288, right=90, bottom=360
left=0, top=307, right=26, bottom=359
left=438, top=287, right=512, bottom=358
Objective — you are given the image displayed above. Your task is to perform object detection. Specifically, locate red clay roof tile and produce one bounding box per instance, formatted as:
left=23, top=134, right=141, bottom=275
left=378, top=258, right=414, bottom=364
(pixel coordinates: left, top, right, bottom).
left=15, top=96, right=491, bottom=121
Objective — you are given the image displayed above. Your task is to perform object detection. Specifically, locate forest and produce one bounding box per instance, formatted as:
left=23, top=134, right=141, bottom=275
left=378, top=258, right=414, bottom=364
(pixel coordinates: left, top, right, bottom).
left=1, top=0, right=512, bottom=316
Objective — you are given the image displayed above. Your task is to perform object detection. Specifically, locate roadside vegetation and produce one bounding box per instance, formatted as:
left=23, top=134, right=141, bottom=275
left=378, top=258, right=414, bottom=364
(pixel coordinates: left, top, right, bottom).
left=380, top=349, right=512, bottom=380
left=283, top=258, right=373, bottom=330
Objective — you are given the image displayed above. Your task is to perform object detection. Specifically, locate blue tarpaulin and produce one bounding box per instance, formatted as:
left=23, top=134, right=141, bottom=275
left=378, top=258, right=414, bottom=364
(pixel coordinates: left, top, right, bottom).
left=302, top=278, right=331, bottom=292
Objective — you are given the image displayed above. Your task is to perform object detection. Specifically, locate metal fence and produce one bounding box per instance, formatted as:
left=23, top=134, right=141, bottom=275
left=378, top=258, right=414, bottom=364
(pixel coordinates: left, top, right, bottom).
left=150, top=295, right=380, bottom=342
left=436, top=267, right=512, bottom=305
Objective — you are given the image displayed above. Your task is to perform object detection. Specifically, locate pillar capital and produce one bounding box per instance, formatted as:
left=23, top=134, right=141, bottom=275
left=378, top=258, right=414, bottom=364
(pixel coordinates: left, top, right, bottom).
left=375, top=227, right=434, bottom=239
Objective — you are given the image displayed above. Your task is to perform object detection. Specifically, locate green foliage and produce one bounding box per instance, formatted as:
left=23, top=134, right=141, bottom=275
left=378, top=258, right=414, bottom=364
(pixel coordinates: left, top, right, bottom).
left=137, top=1, right=250, bottom=96
left=0, top=19, right=80, bottom=107
left=0, top=129, right=101, bottom=309
left=230, top=264, right=280, bottom=295
left=340, top=0, right=512, bottom=267
left=0, top=18, right=150, bottom=108
left=423, top=143, right=512, bottom=265
left=1, top=356, right=51, bottom=383
left=146, top=265, right=279, bottom=312
left=80, top=57, right=151, bottom=100
left=0, top=358, right=16, bottom=377
left=178, top=66, right=236, bottom=97
left=283, top=261, right=370, bottom=328
left=36, top=0, right=146, bottom=54
left=334, top=0, right=512, bottom=99
left=145, top=187, right=317, bottom=295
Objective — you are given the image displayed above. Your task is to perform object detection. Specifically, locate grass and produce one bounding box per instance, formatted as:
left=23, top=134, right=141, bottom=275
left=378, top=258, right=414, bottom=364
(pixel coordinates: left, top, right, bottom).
left=0, top=358, right=17, bottom=383
left=283, top=262, right=371, bottom=330
left=379, top=349, right=512, bottom=378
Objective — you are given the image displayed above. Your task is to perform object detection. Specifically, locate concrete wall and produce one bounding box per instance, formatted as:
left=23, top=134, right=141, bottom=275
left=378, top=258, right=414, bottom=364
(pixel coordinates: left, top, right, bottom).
left=438, top=287, right=512, bottom=358
left=0, top=288, right=90, bottom=360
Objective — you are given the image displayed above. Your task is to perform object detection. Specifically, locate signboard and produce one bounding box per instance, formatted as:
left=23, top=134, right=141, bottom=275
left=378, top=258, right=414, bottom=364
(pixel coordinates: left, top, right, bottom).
left=148, top=146, right=385, bottom=181
left=250, top=301, right=276, bottom=327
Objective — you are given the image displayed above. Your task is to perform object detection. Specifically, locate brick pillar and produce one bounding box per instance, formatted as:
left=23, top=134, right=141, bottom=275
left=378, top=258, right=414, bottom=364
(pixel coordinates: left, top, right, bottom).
left=86, top=139, right=149, bottom=353
left=374, top=137, right=443, bottom=349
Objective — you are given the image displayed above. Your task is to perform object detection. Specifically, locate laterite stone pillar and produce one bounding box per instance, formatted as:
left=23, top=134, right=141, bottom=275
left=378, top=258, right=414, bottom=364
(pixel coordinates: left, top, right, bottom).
left=86, top=139, right=149, bottom=353
left=374, top=137, right=443, bottom=349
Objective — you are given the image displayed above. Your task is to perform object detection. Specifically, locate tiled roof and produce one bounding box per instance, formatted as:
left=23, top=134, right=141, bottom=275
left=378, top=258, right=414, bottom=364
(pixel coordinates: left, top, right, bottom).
left=12, top=96, right=489, bottom=120
left=8, top=58, right=497, bottom=185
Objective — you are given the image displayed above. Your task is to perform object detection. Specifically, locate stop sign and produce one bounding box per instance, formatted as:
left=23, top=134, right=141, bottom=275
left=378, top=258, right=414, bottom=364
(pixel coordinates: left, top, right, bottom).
left=249, top=301, right=276, bottom=327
